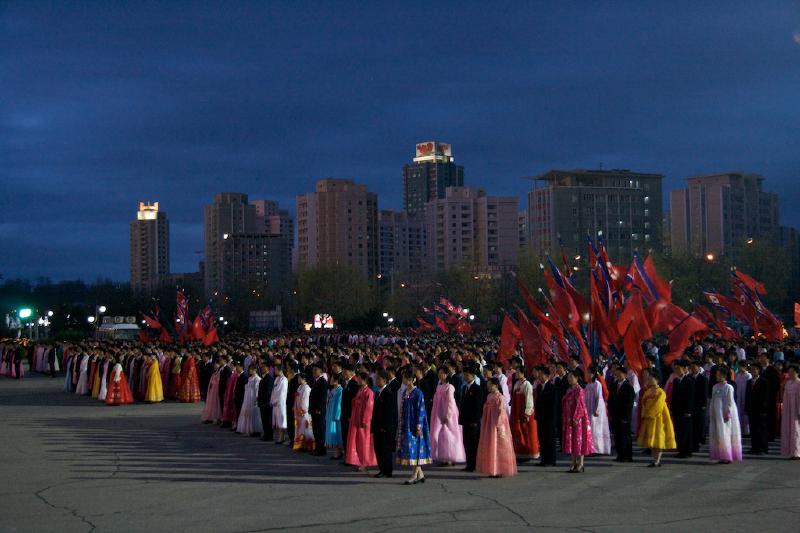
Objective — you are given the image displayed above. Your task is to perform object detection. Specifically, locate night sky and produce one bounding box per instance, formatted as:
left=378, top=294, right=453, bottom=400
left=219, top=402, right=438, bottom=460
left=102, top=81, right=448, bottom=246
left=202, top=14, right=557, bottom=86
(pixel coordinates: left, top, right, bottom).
left=2, top=1, right=799, bottom=282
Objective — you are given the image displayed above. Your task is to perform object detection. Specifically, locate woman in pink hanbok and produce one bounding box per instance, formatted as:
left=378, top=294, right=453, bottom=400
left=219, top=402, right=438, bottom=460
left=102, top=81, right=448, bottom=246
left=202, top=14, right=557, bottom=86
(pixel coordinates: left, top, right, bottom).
left=562, top=370, right=593, bottom=473
left=344, top=373, right=377, bottom=470
left=476, top=378, right=517, bottom=478
left=429, top=368, right=466, bottom=465
left=201, top=361, right=223, bottom=423
left=781, top=365, right=800, bottom=460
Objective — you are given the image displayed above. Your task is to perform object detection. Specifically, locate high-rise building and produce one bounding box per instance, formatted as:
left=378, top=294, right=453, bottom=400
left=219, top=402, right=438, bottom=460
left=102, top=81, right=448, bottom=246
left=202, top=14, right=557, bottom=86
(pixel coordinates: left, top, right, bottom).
left=296, top=179, right=378, bottom=278
left=203, top=193, right=257, bottom=297
left=670, top=172, right=779, bottom=258
left=425, top=187, right=518, bottom=272
left=528, top=169, right=663, bottom=261
left=403, top=141, right=464, bottom=219
left=219, top=233, right=290, bottom=305
left=130, top=202, right=170, bottom=295
left=378, top=209, right=425, bottom=276
left=518, top=211, right=529, bottom=250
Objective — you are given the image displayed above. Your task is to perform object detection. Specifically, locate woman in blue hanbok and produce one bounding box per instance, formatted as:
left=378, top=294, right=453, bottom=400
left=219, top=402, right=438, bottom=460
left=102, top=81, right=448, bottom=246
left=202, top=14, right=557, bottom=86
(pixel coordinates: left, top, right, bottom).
left=397, top=369, right=431, bottom=485
left=325, top=374, right=344, bottom=459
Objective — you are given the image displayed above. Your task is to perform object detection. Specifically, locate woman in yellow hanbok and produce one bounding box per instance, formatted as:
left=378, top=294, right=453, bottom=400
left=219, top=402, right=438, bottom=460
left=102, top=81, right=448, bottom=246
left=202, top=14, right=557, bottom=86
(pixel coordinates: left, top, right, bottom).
left=144, top=355, right=165, bottom=403
left=91, top=359, right=102, bottom=399
left=637, top=371, right=676, bottom=467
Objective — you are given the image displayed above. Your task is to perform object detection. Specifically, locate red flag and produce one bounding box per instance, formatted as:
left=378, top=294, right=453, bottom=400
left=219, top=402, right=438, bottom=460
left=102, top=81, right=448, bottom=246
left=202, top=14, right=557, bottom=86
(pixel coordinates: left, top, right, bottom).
left=416, top=317, right=434, bottom=331
left=143, top=314, right=162, bottom=330
left=192, top=314, right=206, bottom=341
left=544, top=269, right=580, bottom=332
left=517, top=310, right=544, bottom=368
left=617, top=291, right=652, bottom=341
left=734, top=270, right=766, bottom=295
left=647, top=300, right=689, bottom=334
left=454, top=320, right=472, bottom=334
left=497, top=314, right=521, bottom=362
left=643, top=255, right=672, bottom=302
left=693, top=304, right=737, bottom=340
left=795, top=303, right=800, bottom=329
left=435, top=316, right=449, bottom=334
left=622, top=323, right=647, bottom=373
left=664, top=315, right=708, bottom=364
left=590, top=271, right=616, bottom=352
left=159, top=328, right=173, bottom=344
left=137, top=330, right=150, bottom=343
left=203, top=327, right=219, bottom=346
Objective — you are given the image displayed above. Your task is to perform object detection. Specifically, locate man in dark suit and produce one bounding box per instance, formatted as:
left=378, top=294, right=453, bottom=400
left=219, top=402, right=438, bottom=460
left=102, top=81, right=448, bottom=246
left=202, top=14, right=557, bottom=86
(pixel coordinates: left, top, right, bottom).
left=309, top=364, right=328, bottom=456
left=446, top=362, right=465, bottom=408
left=458, top=365, right=484, bottom=472
left=371, top=370, right=398, bottom=478
left=285, top=364, right=300, bottom=445
left=198, top=354, right=213, bottom=401
left=759, top=354, right=780, bottom=442
left=257, top=361, right=274, bottom=441
left=340, top=365, right=359, bottom=464
left=669, top=360, right=695, bottom=458
left=746, top=362, right=770, bottom=454
left=609, top=366, right=635, bottom=462
left=690, top=360, right=708, bottom=452
left=233, top=362, right=248, bottom=430
left=535, top=365, right=558, bottom=466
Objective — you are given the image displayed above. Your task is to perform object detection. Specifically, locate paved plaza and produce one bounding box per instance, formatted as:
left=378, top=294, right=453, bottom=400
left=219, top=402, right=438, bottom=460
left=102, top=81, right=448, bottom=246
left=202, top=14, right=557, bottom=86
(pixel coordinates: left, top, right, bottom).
left=1, top=375, right=799, bottom=533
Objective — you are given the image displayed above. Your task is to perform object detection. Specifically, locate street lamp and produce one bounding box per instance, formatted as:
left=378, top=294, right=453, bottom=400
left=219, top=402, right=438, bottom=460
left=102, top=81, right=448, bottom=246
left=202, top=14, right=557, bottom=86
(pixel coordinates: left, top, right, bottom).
left=98, top=305, right=107, bottom=314
left=705, top=253, right=715, bottom=262
left=47, top=310, right=54, bottom=317
left=382, top=312, right=388, bottom=318
left=469, top=314, right=475, bottom=321
left=87, top=316, right=96, bottom=324
left=387, top=317, right=394, bottom=323
left=746, top=238, right=754, bottom=245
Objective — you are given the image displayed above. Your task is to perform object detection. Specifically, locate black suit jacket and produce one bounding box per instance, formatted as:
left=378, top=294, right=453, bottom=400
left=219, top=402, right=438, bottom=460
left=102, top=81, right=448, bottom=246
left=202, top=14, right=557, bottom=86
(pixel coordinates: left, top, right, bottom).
left=310, top=376, right=328, bottom=415
left=448, top=373, right=466, bottom=407
left=692, top=373, right=709, bottom=413
left=257, top=373, right=274, bottom=408
left=670, top=375, right=695, bottom=417
left=745, top=376, right=770, bottom=415
left=371, top=385, right=398, bottom=446
left=458, top=382, right=484, bottom=426
left=609, top=380, right=634, bottom=423
left=534, top=381, right=556, bottom=425
left=341, top=378, right=360, bottom=422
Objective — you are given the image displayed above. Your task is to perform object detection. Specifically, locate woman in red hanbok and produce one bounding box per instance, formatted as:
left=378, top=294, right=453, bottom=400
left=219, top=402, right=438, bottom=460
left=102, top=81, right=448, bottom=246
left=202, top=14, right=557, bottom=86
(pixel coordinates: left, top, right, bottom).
left=168, top=355, right=183, bottom=400
left=178, top=356, right=201, bottom=403
left=344, top=372, right=377, bottom=470
left=105, top=362, right=134, bottom=406
left=511, top=367, right=539, bottom=461
left=476, top=378, right=517, bottom=477
left=222, top=367, right=242, bottom=428
left=562, top=369, right=594, bottom=473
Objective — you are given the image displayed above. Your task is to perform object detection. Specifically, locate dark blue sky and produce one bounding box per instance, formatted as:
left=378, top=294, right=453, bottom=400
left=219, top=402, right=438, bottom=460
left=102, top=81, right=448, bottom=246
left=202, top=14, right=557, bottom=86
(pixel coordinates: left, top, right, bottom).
left=2, top=1, right=799, bottom=282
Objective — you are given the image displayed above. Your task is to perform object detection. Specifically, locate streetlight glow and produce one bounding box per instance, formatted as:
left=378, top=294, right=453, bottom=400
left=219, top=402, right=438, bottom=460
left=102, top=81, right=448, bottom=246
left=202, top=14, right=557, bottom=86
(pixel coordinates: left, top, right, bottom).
left=18, top=308, right=32, bottom=319
left=705, top=253, right=715, bottom=262
left=87, top=316, right=96, bottom=323
left=47, top=310, right=54, bottom=317
left=382, top=312, right=388, bottom=318
left=98, top=305, right=107, bottom=313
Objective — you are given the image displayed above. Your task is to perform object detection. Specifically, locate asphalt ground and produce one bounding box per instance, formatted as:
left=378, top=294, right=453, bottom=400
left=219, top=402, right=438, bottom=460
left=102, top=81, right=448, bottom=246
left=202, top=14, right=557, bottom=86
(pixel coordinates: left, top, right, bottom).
left=1, top=374, right=799, bottom=532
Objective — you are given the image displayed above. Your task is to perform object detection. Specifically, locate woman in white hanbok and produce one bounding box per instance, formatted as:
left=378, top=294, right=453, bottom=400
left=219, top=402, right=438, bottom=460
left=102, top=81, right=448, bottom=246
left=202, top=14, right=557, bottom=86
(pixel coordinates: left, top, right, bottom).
left=236, top=368, right=263, bottom=436
left=98, top=359, right=110, bottom=401
left=708, top=367, right=742, bottom=464
left=585, top=367, right=611, bottom=455
left=75, top=354, right=90, bottom=395
left=734, top=366, right=751, bottom=435
left=270, top=367, right=289, bottom=443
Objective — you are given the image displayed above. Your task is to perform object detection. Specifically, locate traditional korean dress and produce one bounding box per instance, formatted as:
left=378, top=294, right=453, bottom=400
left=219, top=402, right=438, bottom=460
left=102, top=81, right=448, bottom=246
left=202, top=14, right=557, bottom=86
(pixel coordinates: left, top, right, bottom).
left=476, top=390, right=518, bottom=477
left=510, top=378, right=539, bottom=459
left=293, top=383, right=313, bottom=451
left=430, top=382, right=466, bottom=464
left=178, top=357, right=201, bottom=403
left=325, top=385, right=343, bottom=448
left=708, top=382, right=742, bottom=462
left=98, top=360, right=110, bottom=402
left=781, top=378, right=800, bottom=458
left=144, top=358, right=164, bottom=403
left=584, top=379, right=611, bottom=455
left=396, top=386, right=431, bottom=466
left=105, top=364, right=134, bottom=405
left=236, top=374, right=263, bottom=435
left=345, top=386, right=377, bottom=466
left=91, top=360, right=102, bottom=399
left=222, top=370, right=241, bottom=425
left=168, top=356, right=182, bottom=400
left=637, top=386, right=676, bottom=450
left=75, top=355, right=90, bottom=395
left=271, top=375, right=288, bottom=430
left=200, top=368, right=223, bottom=422
left=562, top=385, right=594, bottom=455
left=734, top=369, right=751, bottom=435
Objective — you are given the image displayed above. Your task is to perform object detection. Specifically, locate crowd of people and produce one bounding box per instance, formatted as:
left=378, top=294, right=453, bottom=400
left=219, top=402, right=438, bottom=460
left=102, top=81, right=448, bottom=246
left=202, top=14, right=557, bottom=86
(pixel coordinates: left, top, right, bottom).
left=16, top=332, right=800, bottom=484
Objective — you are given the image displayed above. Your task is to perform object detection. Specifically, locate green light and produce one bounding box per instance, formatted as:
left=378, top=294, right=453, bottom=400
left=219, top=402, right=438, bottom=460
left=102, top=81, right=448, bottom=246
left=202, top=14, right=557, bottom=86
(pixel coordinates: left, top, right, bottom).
left=19, top=308, right=32, bottom=319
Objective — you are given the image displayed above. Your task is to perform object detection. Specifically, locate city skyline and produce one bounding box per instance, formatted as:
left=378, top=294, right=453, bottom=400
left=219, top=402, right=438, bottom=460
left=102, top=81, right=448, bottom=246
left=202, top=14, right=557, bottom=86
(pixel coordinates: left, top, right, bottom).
left=3, top=2, right=799, bottom=281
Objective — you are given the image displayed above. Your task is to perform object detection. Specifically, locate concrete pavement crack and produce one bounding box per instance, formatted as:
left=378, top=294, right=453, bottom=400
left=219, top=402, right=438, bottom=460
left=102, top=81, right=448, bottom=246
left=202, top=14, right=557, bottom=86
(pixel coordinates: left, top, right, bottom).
left=34, top=486, right=97, bottom=533
left=466, top=491, right=532, bottom=527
